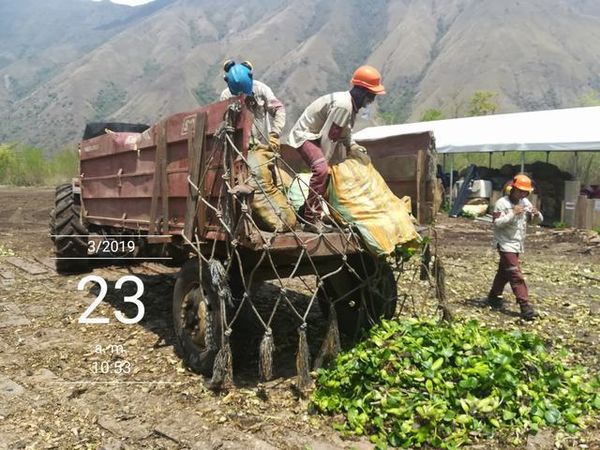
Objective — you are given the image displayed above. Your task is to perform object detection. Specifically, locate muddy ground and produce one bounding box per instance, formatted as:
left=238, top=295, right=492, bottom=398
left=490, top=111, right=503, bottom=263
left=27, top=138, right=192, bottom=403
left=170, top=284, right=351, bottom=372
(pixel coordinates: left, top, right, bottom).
left=0, top=186, right=599, bottom=450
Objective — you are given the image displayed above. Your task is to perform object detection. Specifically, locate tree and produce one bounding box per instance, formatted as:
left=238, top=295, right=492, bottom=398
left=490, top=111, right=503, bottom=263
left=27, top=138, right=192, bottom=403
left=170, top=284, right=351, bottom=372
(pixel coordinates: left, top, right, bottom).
left=420, top=108, right=445, bottom=121
left=577, top=89, right=600, bottom=107
left=0, top=144, right=16, bottom=183
left=446, top=90, right=466, bottom=118
left=467, top=90, right=498, bottom=116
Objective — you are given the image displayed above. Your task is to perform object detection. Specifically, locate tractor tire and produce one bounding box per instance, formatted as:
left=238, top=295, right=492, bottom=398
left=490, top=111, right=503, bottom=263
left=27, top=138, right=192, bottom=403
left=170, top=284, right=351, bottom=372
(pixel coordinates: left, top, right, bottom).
left=318, top=253, right=397, bottom=339
left=172, top=258, right=224, bottom=376
left=50, top=183, right=90, bottom=274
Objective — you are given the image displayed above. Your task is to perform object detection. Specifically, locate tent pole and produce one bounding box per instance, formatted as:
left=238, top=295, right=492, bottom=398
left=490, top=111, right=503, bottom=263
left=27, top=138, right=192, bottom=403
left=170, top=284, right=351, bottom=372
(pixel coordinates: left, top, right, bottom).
left=520, top=152, right=525, bottom=173
left=488, top=152, right=492, bottom=169
left=574, top=151, right=578, bottom=179
left=546, top=151, right=550, bottom=164
left=449, top=155, right=454, bottom=208
left=443, top=154, right=446, bottom=172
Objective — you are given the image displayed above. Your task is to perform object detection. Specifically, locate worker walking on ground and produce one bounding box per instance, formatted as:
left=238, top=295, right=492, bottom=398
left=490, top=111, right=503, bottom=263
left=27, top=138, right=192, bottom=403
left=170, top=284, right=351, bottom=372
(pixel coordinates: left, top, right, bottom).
left=487, top=174, right=542, bottom=320
left=287, top=65, right=385, bottom=233
left=220, top=60, right=296, bottom=231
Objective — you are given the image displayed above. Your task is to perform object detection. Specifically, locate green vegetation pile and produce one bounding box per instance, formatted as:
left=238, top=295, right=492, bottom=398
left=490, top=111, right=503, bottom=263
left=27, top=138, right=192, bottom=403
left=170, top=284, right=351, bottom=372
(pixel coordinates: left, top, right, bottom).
left=312, top=319, right=600, bottom=449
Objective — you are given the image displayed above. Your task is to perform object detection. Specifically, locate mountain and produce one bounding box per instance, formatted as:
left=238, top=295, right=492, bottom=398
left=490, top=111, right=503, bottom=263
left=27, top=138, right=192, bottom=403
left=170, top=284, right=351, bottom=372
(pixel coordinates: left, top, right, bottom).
left=1, top=0, right=600, bottom=153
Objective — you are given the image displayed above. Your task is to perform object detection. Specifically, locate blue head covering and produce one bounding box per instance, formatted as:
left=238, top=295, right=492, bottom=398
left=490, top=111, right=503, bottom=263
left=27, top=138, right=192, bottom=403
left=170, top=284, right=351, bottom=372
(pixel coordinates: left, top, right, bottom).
left=225, top=63, right=253, bottom=96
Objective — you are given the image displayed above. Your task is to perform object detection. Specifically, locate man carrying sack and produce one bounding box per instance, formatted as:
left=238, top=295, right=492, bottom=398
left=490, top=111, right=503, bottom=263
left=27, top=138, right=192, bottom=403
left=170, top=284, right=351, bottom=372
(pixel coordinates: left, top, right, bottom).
left=287, top=65, right=385, bottom=234
left=220, top=60, right=295, bottom=231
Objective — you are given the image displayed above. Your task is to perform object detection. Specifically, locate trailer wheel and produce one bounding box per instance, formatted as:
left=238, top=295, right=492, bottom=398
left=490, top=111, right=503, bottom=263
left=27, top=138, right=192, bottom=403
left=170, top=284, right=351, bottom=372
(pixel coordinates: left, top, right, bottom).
left=318, top=254, right=397, bottom=338
left=172, top=258, right=222, bottom=376
left=50, top=183, right=90, bottom=274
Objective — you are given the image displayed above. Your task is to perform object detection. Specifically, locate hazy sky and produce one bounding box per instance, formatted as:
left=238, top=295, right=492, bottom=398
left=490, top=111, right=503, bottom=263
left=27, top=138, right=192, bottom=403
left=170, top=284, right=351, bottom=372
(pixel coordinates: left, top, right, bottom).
left=92, top=0, right=155, bottom=6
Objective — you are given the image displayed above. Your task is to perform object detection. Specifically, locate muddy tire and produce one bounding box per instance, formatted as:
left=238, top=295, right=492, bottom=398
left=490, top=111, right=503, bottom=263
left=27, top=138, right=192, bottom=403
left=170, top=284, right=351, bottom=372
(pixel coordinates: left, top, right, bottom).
left=318, top=254, right=397, bottom=338
left=172, top=258, right=223, bottom=376
left=50, top=183, right=90, bottom=274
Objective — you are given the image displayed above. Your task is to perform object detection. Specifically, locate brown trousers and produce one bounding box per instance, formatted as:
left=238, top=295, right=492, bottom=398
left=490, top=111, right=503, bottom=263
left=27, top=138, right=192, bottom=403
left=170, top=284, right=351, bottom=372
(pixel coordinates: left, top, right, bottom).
left=488, top=250, right=530, bottom=305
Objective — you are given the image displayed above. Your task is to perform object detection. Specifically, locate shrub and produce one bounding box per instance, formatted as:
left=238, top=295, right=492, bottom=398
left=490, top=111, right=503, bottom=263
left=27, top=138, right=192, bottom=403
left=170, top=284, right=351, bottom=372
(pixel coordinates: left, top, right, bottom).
left=0, top=142, right=79, bottom=186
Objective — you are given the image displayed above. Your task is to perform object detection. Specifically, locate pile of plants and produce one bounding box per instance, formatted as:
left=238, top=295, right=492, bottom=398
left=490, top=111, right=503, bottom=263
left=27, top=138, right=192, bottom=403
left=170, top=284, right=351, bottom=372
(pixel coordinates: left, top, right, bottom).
left=312, top=319, right=600, bottom=449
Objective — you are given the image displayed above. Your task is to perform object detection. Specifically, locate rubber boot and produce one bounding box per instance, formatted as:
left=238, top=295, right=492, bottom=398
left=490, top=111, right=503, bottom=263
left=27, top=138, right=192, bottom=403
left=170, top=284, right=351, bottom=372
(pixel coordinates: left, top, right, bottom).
left=519, top=303, right=538, bottom=321
left=303, top=220, right=334, bottom=234
left=487, top=295, right=504, bottom=310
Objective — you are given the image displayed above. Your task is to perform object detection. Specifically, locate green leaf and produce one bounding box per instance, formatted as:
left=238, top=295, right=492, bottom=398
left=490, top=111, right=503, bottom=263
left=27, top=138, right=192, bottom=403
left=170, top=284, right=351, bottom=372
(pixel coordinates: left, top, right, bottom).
left=460, top=399, right=470, bottom=413
left=426, top=379, right=433, bottom=394
left=565, top=423, right=579, bottom=434
left=431, top=357, right=444, bottom=371
left=544, top=409, right=560, bottom=424
left=503, top=410, right=516, bottom=421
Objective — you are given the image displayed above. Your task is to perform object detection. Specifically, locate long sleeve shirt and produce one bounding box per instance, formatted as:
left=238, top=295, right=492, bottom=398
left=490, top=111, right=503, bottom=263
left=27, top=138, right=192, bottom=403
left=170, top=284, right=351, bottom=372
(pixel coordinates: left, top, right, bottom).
left=220, top=80, right=285, bottom=147
left=287, top=91, right=357, bottom=164
left=492, top=196, right=543, bottom=253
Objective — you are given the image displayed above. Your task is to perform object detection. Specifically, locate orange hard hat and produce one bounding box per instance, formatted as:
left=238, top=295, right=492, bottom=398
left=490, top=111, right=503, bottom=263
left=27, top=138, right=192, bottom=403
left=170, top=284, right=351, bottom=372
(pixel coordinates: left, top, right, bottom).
left=512, top=174, right=534, bottom=192
left=351, top=65, right=385, bottom=94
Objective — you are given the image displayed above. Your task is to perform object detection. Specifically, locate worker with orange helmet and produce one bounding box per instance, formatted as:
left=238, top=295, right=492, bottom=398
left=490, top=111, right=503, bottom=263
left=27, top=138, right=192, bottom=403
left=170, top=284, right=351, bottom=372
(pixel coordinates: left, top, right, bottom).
left=287, top=65, right=385, bottom=233
left=487, top=174, right=543, bottom=320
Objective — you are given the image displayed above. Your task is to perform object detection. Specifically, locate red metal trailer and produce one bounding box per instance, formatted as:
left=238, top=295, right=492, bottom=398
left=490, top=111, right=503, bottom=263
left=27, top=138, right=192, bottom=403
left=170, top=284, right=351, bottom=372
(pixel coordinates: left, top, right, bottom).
left=50, top=97, right=441, bottom=386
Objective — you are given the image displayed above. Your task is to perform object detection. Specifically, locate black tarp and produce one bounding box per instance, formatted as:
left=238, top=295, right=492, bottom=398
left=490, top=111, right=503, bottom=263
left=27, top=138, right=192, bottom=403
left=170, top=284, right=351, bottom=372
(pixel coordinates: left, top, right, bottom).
left=449, top=164, right=478, bottom=218
left=83, top=122, right=150, bottom=140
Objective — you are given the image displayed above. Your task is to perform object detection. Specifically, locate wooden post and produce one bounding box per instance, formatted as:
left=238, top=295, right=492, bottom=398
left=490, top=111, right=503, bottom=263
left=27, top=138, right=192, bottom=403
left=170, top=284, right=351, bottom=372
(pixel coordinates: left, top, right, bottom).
left=520, top=152, right=525, bottom=173
left=416, top=150, right=423, bottom=223
left=149, top=121, right=167, bottom=235
left=183, top=112, right=207, bottom=241
left=416, top=150, right=427, bottom=223
left=159, top=122, right=169, bottom=234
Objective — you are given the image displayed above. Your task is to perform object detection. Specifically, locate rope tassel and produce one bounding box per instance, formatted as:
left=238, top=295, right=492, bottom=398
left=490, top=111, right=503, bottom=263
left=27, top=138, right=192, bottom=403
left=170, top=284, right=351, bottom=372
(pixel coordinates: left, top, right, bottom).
left=210, top=330, right=233, bottom=389
left=314, top=303, right=341, bottom=369
left=296, top=323, right=312, bottom=390
left=259, top=329, right=274, bottom=381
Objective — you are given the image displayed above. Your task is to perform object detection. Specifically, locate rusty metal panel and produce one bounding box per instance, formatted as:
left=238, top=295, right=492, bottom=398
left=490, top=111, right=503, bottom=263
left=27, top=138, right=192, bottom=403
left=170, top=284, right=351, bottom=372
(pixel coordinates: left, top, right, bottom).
left=240, top=230, right=361, bottom=257
left=81, top=99, right=252, bottom=237
left=372, top=154, right=418, bottom=182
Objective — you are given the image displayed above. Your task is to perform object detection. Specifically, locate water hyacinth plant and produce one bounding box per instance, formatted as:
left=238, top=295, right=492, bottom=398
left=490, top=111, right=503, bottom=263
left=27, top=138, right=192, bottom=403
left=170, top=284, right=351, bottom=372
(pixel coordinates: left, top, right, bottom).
left=312, top=319, right=600, bottom=449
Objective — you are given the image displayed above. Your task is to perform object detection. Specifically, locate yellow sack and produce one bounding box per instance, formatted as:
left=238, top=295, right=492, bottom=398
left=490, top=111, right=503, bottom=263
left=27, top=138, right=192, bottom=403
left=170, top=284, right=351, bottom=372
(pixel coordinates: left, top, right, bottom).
left=328, top=158, right=419, bottom=255
left=246, top=146, right=297, bottom=232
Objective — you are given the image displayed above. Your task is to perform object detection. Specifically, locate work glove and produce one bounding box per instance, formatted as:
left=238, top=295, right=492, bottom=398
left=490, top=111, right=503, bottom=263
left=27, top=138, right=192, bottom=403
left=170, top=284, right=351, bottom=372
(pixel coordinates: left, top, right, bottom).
left=268, top=132, right=280, bottom=152
left=348, top=143, right=371, bottom=165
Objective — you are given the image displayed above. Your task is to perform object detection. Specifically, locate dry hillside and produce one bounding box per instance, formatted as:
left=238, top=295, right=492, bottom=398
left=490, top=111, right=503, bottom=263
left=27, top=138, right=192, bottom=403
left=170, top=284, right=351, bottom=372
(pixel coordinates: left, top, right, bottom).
left=1, top=0, right=600, bottom=152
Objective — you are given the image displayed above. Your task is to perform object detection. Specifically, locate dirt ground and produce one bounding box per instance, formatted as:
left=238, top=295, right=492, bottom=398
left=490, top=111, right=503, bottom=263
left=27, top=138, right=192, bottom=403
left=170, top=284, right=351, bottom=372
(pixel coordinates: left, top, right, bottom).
left=1, top=186, right=599, bottom=450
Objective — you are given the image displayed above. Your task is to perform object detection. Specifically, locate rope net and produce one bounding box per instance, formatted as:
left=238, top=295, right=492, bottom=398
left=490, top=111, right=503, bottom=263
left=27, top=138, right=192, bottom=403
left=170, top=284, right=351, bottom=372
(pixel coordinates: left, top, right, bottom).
left=179, top=100, right=449, bottom=390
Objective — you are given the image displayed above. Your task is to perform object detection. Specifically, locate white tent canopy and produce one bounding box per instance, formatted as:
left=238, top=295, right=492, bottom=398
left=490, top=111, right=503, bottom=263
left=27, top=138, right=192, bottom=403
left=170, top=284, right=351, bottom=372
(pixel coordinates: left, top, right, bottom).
left=354, top=106, right=600, bottom=154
